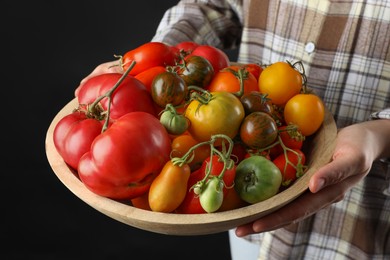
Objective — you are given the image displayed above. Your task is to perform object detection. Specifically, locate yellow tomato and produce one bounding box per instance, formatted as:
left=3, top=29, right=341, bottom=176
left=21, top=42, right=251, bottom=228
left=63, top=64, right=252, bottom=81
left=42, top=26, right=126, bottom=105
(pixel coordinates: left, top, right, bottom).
left=184, top=91, right=245, bottom=144
left=283, top=93, right=325, bottom=136
left=259, top=61, right=302, bottom=105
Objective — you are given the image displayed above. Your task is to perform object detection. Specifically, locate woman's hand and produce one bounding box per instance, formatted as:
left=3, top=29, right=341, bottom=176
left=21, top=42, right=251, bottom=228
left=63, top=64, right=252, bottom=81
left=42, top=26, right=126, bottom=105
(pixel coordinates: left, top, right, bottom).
left=75, top=60, right=122, bottom=96
left=235, top=119, right=390, bottom=237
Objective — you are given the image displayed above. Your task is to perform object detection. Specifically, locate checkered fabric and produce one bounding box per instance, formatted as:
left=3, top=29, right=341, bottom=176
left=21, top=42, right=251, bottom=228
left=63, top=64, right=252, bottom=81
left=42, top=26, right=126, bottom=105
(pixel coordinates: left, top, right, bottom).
left=152, top=1, right=390, bottom=259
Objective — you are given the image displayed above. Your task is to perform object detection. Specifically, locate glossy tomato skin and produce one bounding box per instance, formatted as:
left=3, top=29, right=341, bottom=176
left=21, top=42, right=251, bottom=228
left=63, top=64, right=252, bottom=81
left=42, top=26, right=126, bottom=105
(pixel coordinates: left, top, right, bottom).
left=134, top=66, right=166, bottom=92
left=240, top=91, right=274, bottom=116
left=77, top=73, right=156, bottom=120
left=284, top=93, right=325, bottom=136
left=151, top=71, right=188, bottom=107
left=244, top=63, right=263, bottom=80
left=175, top=41, right=199, bottom=53
left=190, top=45, right=230, bottom=73
left=185, top=91, right=245, bottom=144
left=206, top=65, right=259, bottom=95
left=148, top=160, right=191, bottom=213
left=273, top=149, right=306, bottom=186
left=78, top=112, right=171, bottom=200
left=53, top=111, right=103, bottom=170
left=122, top=42, right=178, bottom=76
left=178, top=55, right=214, bottom=88
left=240, top=112, right=278, bottom=149
left=235, top=156, right=282, bottom=204
left=259, top=61, right=302, bottom=106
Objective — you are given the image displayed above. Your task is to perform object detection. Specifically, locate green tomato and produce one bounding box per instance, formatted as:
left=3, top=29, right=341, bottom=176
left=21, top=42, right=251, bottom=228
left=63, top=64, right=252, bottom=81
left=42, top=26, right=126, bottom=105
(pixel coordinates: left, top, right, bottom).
left=160, top=109, right=188, bottom=135
left=199, top=177, right=224, bottom=213
left=234, top=156, right=282, bottom=204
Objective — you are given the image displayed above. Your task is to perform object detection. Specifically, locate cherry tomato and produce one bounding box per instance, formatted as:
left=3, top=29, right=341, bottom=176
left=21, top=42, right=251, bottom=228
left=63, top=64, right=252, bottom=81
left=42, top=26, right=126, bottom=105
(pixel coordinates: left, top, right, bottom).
left=240, top=91, right=274, bottom=116
left=206, top=65, right=259, bottom=96
left=240, top=112, right=278, bottom=149
left=272, top=149, right=306, bottom=187
left=258, top=61, right=302, bottom=105
left=151, top=71, right=188, bottom=107
left=218, top=186, right=248, bottom=212
left=199, top=176, right=224, bottom=213
left=175, top=169, right=206, bottom=214
left=171, top=134, right=211, bottom=171
left=190, top=45, right=230, bottom=73
left=177, top=55, right=214, bottom=88
left=131, top=192, right=151, bottom=211
left=122, top=42, right=178, bottom=76
left=283, top=93, right=325, bottom=136
left=175, top=41, right=199, bottom=54
left=243, top=63, right=263, bottom=80
left=159, top=108, right=188, bottom=136
left=134, top=66, right=167, bottom=92
left=235, top=156, right=282, bottom=204
left=185, top=91, right=245, bottom=144
left=148, top=160, right=191, bottom=213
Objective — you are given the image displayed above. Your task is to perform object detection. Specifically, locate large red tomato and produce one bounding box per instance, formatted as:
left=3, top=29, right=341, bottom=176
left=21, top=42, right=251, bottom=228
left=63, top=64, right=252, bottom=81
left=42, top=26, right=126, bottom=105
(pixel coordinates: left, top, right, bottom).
left=78, top=112, right=171, bottom=200
left=77, top=73, right=156, bottom=120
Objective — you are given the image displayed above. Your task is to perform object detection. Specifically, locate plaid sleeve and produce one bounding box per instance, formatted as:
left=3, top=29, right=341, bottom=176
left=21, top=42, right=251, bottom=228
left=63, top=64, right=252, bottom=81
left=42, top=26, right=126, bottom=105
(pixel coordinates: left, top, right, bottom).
left=151, top=0, right=243, bottom=49
left=369, top=108, right=390, bottom=120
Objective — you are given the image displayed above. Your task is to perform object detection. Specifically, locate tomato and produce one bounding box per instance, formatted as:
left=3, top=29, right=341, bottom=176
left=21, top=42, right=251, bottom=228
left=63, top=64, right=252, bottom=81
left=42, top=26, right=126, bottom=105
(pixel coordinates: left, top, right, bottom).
left=272, top=149, right=306, bottom=186
left=240, top=91, right=274, bottom=116
left=134, top=66, right=167, bottom=92
left=53, top=110, right=103, bottom=170
left=234, top=156, right=282, bottom=204
left=175, top=169, right=205, bottom=214
left=283, top=93, right=325, bottom=136
left=171, top=134, right=211, bottom=171
left=160, top=108, right=188, bottom=136
left=239, top=112, right=278, bottom=149
left=148, top=160, right=191, bottom=213
left=258, top=61, right=303, bottom=105
left=77, top=73, right=156, bottom=120
left=185, top=91, right=245, bottom=144
left=175, top=41, right=199, bottom=54
left=278, top=125, right=304, bottom=149
left=218, top=186, right=248, bottom=212
left=177, top=55, right=214, bottom=88
left=206, top=65, right=259, bottom=96
left=151, top=71, right=188, bottom=108
left=243, top=63, right=263, bottom=80
left=77, top=112, right=171, bottom=200
left=131, top=192, right=151, bottom=211
left=199, top=176, right=224, bottom=213
left=122, top=42, right=178, bottom=76
left=190, top=45, right=230, bottom=73
left=230, top=141, right=248, bottom=164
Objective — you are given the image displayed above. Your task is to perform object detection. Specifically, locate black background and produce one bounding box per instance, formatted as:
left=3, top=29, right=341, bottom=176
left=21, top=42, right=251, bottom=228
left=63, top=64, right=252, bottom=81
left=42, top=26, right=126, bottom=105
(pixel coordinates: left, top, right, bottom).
left=3, top=1, right=236, bottom=259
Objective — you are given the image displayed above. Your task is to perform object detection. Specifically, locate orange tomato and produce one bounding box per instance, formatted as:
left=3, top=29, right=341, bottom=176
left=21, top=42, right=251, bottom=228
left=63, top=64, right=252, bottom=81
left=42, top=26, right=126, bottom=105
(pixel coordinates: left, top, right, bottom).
left=283, top=93, right=325, bottom=136
left=206, top=65, right=259, bottom=96
left=259, top=61, right=302, bottom=105
left=148, top=160, right=191, bottom=213
left=171, top=134, right=211, bottom=171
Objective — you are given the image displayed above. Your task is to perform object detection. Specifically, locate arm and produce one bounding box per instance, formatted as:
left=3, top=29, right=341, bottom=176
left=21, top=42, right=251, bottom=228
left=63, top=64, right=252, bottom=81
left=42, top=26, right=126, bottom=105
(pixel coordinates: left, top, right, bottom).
left=151, top=0, right=243, bottom=49
left=235, top=111, right=390, bottom=236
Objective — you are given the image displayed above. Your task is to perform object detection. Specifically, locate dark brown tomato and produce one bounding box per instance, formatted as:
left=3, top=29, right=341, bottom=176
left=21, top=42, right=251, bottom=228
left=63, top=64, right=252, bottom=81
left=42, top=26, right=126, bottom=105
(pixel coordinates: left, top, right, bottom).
left=151, top=71, right=188, bottom=108
left=240, top=112, right=278, bottom=149
left=177, top=55, right=214, bottom=88
left=240, top=92, right=274, bottom=116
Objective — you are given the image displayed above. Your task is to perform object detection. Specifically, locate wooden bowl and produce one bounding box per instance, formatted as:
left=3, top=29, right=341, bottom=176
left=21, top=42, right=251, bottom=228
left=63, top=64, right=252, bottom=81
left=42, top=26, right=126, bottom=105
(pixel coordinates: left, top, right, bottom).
left=45, top=98, right=337, bottom=236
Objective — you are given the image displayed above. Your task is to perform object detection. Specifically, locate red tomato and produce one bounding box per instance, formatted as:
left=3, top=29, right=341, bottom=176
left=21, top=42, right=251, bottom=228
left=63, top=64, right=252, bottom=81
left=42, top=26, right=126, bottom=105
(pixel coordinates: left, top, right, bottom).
left=77, top=73, right=156, bottom=120
left=243, top=63, right=263, bottom=81
left=190, top=45, right=230, bottom=73
left=218, top=186, right=248, bottom=212
left=78, top=112, right=171, bottom=200
left=134, top=66, right=166, bottom=92
left=272, top=149, right=306, bottom=187
left=206, top=65, right=259, bottom=96
left=175, top=41, right=199, bottom=53
left=53, top=111, right=103, bottom=170
left=131, top=192, right=151, bottom=211
left=122, top=42, right=178, bottom=75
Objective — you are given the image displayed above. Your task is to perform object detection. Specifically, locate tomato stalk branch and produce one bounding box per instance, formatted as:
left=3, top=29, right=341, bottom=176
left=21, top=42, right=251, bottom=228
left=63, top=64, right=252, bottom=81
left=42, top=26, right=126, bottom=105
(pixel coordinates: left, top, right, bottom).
left=88, top=60, right=136, bottom=132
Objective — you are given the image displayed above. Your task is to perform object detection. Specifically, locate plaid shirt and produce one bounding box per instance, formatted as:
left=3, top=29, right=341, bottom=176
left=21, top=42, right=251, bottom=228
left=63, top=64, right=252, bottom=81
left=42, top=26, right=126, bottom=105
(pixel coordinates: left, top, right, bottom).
left=152, top=0, right=390, bottom=259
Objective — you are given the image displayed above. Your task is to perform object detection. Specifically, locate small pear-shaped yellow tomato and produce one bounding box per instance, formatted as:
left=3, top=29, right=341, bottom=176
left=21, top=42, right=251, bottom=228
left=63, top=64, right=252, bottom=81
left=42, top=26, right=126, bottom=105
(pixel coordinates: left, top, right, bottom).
left=148, top=160, right=191, bottom=213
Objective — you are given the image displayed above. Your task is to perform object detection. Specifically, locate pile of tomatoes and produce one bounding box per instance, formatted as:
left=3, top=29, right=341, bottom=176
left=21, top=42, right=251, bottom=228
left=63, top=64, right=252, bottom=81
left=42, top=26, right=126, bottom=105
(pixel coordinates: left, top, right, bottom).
left=53, top=41, right=326, bottom=214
